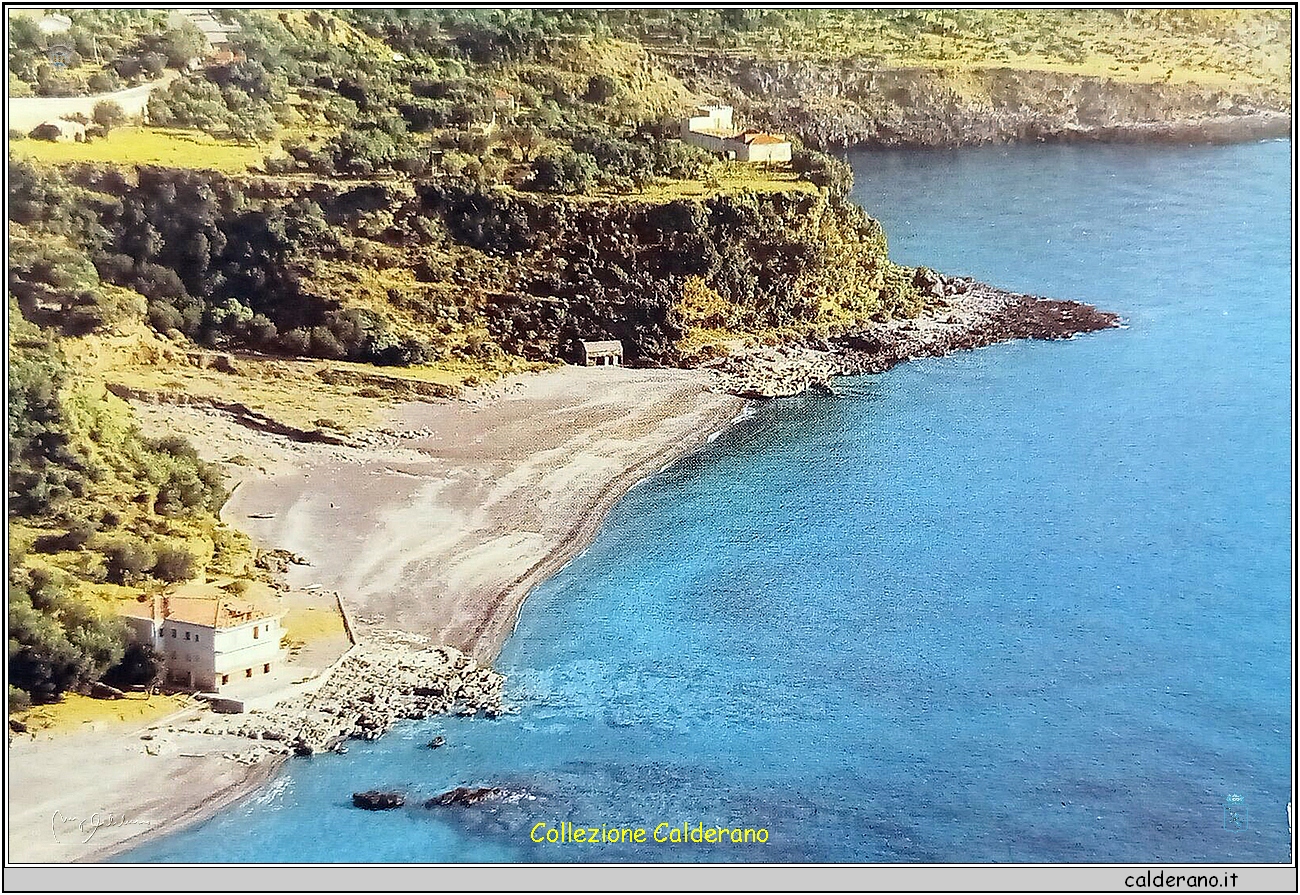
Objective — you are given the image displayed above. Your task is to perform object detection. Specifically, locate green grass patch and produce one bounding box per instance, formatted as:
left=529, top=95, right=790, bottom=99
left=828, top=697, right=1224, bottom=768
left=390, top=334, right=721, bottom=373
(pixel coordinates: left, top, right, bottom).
left=10, top=127, right=269, bottom=174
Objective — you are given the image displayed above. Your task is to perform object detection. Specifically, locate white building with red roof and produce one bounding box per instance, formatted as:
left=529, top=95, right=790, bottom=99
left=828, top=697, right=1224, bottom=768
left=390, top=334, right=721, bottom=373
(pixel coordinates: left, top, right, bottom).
left=680, top=105, right=793, bottom=163
left=121, top=594, right=286, bottom=692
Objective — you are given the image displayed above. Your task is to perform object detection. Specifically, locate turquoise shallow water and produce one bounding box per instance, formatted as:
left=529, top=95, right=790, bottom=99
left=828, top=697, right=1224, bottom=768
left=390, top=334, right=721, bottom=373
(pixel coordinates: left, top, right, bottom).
left=122, top=141, right=1292, bottom=863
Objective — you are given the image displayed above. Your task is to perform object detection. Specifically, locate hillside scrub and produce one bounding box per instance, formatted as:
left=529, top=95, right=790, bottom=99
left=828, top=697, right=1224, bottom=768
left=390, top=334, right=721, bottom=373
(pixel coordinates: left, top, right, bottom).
left=9, top=154, right=920, bottom=369
left=7, top=302, right=243, bottom=704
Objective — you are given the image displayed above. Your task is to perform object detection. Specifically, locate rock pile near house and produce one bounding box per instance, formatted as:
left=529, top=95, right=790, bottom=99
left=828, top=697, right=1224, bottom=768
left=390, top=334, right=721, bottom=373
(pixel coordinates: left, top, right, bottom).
left=174, top=631, right=505, bottom=757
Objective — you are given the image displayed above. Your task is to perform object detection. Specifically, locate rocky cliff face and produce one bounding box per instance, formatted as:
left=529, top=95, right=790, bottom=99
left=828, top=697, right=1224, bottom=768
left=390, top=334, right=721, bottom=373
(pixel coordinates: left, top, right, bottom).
left=410, top=183, right=911, bottom=364
left=666, top=56, right=1292, bottom=148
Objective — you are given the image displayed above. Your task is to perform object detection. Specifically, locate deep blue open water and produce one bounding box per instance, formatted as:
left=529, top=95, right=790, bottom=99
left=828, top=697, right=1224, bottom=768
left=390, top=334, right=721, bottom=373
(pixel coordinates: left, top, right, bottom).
left=123, top=141, right=1292, bottom=863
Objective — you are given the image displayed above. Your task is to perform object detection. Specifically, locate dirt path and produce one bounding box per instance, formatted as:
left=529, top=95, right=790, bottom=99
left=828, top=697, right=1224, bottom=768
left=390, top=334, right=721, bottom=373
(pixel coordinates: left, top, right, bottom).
left=8, top=71, right=178, bottom=132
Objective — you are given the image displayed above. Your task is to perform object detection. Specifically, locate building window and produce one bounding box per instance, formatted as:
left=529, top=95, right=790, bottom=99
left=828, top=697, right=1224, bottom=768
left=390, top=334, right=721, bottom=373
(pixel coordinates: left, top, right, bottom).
left=245, top=668, right=252, bottom=678
left=263, top=663, right=270, bottom=674
left=221, top=674, right=229, bottom=685
left=194, top=634, right=199, bottom=644
left=171, top=629, right=177, bottom=638
left=253, top=626, right=259, bottom=639
left=184, top=631, right=190, bottom=641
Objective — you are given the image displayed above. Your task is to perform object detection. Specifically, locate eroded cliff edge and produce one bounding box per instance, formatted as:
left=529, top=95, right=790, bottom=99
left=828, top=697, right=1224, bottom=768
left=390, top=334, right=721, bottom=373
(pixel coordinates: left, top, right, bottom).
left=665, top=57, right=1292, bottom=148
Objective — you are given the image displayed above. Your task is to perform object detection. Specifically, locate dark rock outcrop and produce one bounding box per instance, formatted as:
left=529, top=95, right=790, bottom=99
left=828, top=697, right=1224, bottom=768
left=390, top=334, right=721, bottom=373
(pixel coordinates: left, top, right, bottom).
left=709, top=277, right=1120, bottom=398
left=353, top=789, right=405, bottom=810
left=425, top=786, right=505, bottom=808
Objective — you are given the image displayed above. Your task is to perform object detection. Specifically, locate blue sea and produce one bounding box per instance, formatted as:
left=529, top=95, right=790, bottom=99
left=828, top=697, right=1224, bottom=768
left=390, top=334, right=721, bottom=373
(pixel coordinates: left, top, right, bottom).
left=123, top=141, right=1293, bottom=863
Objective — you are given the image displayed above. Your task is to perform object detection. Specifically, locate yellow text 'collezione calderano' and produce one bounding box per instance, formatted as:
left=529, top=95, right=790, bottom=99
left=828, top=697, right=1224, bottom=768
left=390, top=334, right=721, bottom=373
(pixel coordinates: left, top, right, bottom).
left=530, top=821, right=769, bottom=846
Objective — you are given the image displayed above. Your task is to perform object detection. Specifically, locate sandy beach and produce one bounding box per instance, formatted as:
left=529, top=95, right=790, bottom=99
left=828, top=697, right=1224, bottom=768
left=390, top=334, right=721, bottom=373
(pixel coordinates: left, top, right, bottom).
left=8, top=704, right=285, bottom=863
left=6, top=285, right=1119, bottom=862
left=7, top=363, right=744, bottom=862
left=207, top=365, right=745, bottom=659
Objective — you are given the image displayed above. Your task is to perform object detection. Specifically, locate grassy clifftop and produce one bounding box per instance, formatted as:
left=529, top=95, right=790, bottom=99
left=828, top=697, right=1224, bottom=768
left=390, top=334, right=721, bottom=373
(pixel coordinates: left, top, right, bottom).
left=635, top=9, right=1291, bottom=91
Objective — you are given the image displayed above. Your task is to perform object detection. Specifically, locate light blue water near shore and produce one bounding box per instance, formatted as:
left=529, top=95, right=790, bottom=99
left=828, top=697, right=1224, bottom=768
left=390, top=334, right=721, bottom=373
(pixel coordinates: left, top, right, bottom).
left=123, top=141, right=1292, bottom=863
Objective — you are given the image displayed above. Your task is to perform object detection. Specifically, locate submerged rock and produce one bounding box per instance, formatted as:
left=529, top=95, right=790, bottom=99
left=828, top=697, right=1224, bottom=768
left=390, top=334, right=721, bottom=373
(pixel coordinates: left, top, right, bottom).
left=427, top=736, right=446, bottom=749
left=353, top=789, right=405, bottom=810
left=425, top=786, right=504, bottom=808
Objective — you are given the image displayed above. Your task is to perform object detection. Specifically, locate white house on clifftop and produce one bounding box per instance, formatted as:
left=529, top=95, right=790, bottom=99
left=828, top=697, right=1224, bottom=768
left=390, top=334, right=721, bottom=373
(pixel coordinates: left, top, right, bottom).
left=680, top=105, right=793, bottom=163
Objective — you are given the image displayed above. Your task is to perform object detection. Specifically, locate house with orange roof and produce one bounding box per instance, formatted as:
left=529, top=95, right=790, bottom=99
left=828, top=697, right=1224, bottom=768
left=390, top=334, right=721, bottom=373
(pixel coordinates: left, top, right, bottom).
left=680, top=105, right=792, bottom=163
left=121, top=594, right=286, bottom=692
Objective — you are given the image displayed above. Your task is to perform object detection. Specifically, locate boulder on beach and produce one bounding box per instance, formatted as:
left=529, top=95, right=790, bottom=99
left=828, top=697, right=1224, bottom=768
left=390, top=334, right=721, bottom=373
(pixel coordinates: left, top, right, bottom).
left=89, top=682, right=126, bottom=700
left=352, top=789, right=406, bottom=810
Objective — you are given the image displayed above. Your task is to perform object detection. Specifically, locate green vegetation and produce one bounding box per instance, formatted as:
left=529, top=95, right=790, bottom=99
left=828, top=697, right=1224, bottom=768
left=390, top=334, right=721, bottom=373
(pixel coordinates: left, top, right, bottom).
left=9, top=127, right=270, bottom=173
left=7, top=301, right=247, bottom=704
left=9, top=7, right=1283, bottom=709
left=7, top=9, right=200, bottom=97
left=573, top=9, right=1291, bottom=89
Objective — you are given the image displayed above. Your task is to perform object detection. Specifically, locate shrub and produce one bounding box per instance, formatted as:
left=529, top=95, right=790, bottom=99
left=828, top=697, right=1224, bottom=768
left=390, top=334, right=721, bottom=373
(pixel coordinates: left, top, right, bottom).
left=152, top=545, right=198, bottom=582
left=8, top=566, right=125, bottom=703
left=87, top=69, right=123, bottom=93
left=92, top=100, right=128, bottom=134
left=28, top=123, right=62, bottom=142
left=102, top=536, right=156, bottom=584
left=792, top=148, right=854, bottom=198
left=32, top=521, right=97, bottom=553
left=527, top=148, right=598, bottom=194
left=9, top=685, right=32, bottom=713
left=103, top=643, right=163, bottom=689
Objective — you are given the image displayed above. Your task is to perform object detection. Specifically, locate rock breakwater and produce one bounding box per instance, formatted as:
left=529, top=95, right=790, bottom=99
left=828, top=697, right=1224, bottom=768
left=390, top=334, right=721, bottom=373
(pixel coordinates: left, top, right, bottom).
left=169, top=631, right=505, bottom=759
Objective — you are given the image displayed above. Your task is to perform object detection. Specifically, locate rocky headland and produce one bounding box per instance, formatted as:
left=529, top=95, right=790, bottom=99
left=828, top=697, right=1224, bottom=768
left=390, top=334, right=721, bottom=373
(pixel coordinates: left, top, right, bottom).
left=708, top=273, right=1120, bottom=399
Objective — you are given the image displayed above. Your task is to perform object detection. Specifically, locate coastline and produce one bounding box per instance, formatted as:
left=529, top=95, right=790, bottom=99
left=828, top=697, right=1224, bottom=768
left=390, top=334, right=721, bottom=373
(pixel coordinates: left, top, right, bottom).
left=8, top=715, right=289, bottom=863
left=80, top=749, right=287, bottom=864
left=664, top=50, right=1293, bottom=150
left=464, top=396, right=749, bottom=660
left=710, top=278, right=1121, bottom=398
left=9, top=282, right=1116, bottom=863
left=9, top=366, right=745, bottom=864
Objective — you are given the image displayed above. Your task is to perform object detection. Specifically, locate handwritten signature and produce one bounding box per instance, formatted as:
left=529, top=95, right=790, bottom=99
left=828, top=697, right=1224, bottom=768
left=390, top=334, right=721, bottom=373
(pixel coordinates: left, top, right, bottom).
left=51, top=809, right=150, bottom=843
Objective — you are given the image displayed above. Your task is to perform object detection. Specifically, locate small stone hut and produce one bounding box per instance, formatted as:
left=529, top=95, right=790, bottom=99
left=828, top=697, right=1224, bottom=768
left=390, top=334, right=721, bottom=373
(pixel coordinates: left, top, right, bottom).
left=579, top=340, right=623, bottom=366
